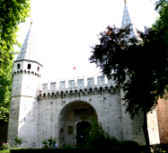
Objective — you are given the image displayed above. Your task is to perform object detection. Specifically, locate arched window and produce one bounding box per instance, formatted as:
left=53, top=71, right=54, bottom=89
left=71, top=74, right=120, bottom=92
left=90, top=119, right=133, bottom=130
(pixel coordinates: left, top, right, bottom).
left=17, top=64, right=20, bottom=69
left=27, top=64, right=31, bottom=70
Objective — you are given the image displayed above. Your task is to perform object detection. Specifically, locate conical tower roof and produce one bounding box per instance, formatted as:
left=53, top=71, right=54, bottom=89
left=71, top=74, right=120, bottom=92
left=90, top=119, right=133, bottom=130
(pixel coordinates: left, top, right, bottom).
left=121, top=0, right=132, bottom=28
left=15, top=21, right=41, bottom=64
left=121, top=0, right=137, bottom=37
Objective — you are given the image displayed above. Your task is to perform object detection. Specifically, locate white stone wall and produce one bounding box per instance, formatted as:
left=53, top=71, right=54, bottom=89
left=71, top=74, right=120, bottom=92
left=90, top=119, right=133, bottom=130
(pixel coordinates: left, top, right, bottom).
left=8, top=97, right=21, bottom=146
left=131, top=112, right=146, bottom=145
left=8, top=60, right=42, bottom=147
left=9, top=72, right=147, bottom=148
left=36, top=91, right=122, bottom=147
left=18, top=97, right=37, bottom=147
left=120, top=90, right=146, bottom=145
left=147, top=109, right=160, bottom=145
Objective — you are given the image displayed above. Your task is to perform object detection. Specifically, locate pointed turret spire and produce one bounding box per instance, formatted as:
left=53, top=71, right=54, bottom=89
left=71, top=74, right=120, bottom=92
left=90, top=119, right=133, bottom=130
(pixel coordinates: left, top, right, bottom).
left=121, top=0, right=132, bottom=28
left=124, top=0, right=127, bottom=7
left=16, top=21, right=33, bottom=61
left=15, top=2, right=39, bottom=63
left=121, top=0, right=137, bottom=37
left=15, top=18, right=40, bottom=64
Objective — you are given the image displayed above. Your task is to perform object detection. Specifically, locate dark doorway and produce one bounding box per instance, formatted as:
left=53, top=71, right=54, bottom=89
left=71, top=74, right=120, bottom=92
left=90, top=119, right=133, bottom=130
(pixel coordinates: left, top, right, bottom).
left=59, top=101, right=97, bottom=146
left=76, top=121, right=91, bottom=145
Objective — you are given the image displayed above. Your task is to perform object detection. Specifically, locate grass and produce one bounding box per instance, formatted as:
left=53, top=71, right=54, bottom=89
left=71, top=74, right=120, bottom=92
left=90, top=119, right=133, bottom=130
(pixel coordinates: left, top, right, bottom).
left=0, top=150, right=9, bottom=153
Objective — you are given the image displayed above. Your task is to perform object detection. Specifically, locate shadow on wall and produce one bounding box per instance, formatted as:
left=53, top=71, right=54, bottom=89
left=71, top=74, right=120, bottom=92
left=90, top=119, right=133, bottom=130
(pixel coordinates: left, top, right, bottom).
left=0, top=121, right=8, bottom=143
left=58, top=101, right=98, bottom=147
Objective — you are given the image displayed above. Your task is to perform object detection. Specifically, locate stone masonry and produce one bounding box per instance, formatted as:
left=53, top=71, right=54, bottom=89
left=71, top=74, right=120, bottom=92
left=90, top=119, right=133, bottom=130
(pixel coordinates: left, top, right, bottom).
left=8, top=66, right=147, bottom=148
left=8, top=0, right=162, bottom=148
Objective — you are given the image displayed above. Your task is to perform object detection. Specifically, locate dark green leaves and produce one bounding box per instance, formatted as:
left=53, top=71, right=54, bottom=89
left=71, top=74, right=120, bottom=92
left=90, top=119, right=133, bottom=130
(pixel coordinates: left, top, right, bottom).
left=90, top=0, right=168, bottom=118
left=0, top=0, right=30, bottom=122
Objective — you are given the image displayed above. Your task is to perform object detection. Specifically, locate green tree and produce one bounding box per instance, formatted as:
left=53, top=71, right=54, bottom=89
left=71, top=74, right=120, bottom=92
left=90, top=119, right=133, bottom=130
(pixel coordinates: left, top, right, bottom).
left=0, top=0, right=30, bottom=123
left=154, top=0, right=168, bottom=45
left=90, top=1, right=168, bottom=147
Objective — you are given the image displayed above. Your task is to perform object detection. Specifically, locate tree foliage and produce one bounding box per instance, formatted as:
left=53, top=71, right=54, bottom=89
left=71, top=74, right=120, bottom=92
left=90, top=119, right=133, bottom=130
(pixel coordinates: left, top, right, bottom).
left=0, top=0, right=30, bottom=122
left=90, top=1, right=168, bottom=146
left=90, top=24, right=168, bottom=117
left=90, top=0, right=168, bottom=117
left=154, top=0, right=168, bottom=44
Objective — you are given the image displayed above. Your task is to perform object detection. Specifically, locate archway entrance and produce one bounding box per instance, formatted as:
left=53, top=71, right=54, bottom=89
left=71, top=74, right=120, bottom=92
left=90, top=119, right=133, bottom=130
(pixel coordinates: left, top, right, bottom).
left=76, top=121, right=91, bottom=145
left=58, top=101, right=97, bottom=146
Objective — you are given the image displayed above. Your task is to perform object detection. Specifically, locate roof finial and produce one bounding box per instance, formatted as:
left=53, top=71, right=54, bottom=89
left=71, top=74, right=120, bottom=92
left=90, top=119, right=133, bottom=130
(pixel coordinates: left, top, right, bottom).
left=124, top=0, right=127, bottom=7
left=121, top=0, right=131, bottom=28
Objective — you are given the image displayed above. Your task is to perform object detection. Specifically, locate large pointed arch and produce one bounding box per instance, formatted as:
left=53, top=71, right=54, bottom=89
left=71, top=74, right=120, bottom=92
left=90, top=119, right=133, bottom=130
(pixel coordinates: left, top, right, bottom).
left=58, top=101, right=98, bottom=146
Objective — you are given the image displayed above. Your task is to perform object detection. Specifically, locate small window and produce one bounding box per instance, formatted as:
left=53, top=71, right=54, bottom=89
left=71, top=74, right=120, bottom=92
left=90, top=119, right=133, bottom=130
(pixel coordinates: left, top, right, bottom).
left=68, top=126, right=73, bottom=135
left=27, top=64, right=31, bottom=70
left=77, top=79, right=84, bottom=88
left=17, top=64, right=20, bottom=69
left=68, top=80, right=75, bottom=89
left=60, top=128, right=64, bottom=133
left=37, top=66, right=40, bottom=71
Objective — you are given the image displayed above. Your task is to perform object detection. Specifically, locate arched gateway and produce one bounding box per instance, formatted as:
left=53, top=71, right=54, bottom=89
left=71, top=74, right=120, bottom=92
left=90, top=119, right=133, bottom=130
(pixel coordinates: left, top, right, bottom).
left=58, top=101, right=97, bottom=146
left=8, top=0, right=158, bottom=148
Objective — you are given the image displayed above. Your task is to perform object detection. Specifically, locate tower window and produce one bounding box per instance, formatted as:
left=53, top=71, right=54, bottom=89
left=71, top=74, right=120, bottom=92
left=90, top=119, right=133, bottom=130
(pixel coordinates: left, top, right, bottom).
left=17, top=64, right=20, bottom=69
left=37, top=66, right=40, bottom=71
left=27, top=64, right=31, bottom=70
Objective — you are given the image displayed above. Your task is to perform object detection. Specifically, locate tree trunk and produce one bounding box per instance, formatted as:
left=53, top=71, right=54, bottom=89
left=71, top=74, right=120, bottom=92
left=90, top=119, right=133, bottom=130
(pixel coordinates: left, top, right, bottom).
left=143, top=111, right=151, bottom=153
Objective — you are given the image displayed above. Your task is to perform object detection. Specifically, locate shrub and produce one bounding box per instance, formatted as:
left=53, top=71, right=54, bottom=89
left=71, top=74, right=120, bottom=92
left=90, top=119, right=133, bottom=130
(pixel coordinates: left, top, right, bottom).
left=1, top=143, right=9, bottom=150
left=42, top=138, right=56, bottom=149
left=85, top=119, right=120, bottom=149
left=150, top=144, right=168, bottom=153
left=14, top=137, right=22, bottom=146
left=0, top=142, right=9, bottom=150
left=121, top=140, right=139, bottom=147
left=61, top=144, right=76, bottom=150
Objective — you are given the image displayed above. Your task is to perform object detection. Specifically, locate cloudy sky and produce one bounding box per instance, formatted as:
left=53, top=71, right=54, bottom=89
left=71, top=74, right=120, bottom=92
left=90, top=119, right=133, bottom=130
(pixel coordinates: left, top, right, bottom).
left=17, top=0, right=158, bottom=83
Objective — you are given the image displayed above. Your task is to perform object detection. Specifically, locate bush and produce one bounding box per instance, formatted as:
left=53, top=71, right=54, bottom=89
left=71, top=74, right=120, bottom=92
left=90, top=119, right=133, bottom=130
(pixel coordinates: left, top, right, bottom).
left=60, top=144, right=76, bottom=150
left=150, top=144, right=168, bottom=153
left=42, top=138, right=56, bottom=149
left=14, top=137, right=22, bottom=147
left=121, top=140, right=139, bottom=146
left=1, top=143, right=8, bottom=150
left=0, top=143, right=9, bottom=150
left=120, top=140, right=140, bottom=153
left=10, top=148, right=94, bottom=153
left=85, top=119, right=120, bottom=149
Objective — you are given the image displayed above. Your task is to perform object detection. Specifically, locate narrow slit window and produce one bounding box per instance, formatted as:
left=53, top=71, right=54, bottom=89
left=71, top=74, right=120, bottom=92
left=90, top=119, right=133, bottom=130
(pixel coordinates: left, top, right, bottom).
left=27, top=64, right=31, bottom=70
left=17, top=64, right=20, bottom=69
left=37, top=66, right=40, bottom=71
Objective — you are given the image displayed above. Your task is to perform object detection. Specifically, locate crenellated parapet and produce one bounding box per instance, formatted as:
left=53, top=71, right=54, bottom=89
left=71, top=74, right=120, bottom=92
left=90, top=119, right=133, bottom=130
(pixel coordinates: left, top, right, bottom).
left=38, top=86, right=118, bottom=99
left=38, top=76, right=117, bottom=99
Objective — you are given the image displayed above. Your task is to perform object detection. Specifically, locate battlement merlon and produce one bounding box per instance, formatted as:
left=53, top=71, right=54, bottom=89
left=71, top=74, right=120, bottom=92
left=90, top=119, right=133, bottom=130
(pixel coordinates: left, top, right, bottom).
left=39, top=76, right=116, bottom=95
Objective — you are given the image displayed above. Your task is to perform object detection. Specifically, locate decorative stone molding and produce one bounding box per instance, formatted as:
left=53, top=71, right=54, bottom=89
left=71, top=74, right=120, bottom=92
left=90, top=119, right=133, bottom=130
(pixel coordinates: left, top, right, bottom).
left=38, top=85, right=118, bottom=100
left=13, top=70, right=41, bottom=77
